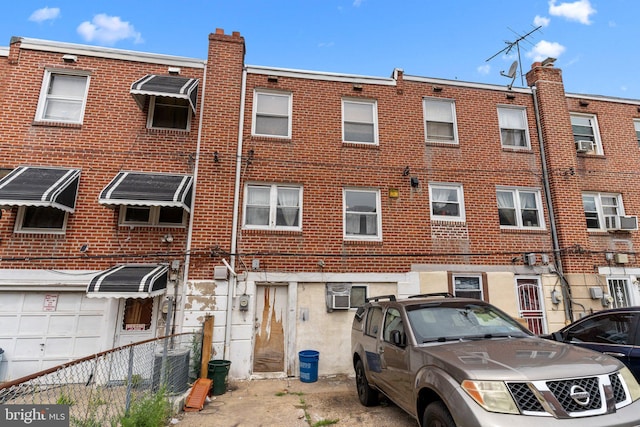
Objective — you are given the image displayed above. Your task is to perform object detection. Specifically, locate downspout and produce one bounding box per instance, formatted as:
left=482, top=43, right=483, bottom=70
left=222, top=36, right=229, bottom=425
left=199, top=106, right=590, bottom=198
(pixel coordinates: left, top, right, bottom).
left=224, top=66, right=247, bottom=360
left=531, top=85, right=572, bottom=321
left=179, top=60, right=207, bottom=334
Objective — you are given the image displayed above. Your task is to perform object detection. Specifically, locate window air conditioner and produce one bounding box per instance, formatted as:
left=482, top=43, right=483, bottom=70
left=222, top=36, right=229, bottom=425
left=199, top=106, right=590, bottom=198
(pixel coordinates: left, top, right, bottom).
left=619, top=215, right=638, bottom=231
left=575, top=140, right=595, bottom=153
left=606, top=215, right=638, bottom=231
left=331, top=294, right=351, bottom=310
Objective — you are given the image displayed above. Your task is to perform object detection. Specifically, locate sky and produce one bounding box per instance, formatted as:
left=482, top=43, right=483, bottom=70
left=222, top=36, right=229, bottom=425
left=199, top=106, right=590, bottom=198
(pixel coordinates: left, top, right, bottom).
left=1, top=0, right=639, bottom=100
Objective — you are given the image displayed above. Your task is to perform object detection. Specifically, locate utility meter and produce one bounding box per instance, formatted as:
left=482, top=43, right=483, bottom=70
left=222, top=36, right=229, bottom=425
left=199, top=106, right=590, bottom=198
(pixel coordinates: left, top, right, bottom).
left=239, top=294, right=250, bottom=311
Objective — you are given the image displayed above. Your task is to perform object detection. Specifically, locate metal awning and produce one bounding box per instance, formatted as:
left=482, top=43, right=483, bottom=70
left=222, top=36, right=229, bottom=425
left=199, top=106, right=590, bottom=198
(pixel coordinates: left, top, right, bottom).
left=98, top=171, right=193, bottom=212
left=0, top=166, right=81, bottom=213
left=86, top=264, right=168, bottom=299
left=130, top=74, right=199, bottom=113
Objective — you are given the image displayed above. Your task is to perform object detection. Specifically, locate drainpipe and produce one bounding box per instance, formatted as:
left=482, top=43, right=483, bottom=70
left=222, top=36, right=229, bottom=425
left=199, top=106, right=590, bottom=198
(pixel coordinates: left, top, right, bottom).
left=224, top=66, right=247, bottom=360
left=531, top=85, right=572, bottom=321
left=179, top=60, right=207, bottom=334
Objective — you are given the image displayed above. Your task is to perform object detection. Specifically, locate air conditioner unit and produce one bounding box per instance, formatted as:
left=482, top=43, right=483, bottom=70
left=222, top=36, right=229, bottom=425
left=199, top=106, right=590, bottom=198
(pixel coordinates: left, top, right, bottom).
left=575, top=140, right=595, bottom=153
left=606, top=215, right=638, bottom=231
left=619, top=215, right=638, bottom=231
left=331, top=294, right=351, bottom=310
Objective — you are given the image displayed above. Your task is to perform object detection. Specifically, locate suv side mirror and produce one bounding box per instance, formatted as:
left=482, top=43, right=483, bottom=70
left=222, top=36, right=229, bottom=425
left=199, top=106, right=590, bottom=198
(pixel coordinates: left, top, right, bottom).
left=391, top=330, right=406, bottom=347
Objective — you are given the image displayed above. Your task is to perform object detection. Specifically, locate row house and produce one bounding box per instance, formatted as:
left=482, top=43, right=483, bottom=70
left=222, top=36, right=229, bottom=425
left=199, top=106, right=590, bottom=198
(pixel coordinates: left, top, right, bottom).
left=1, top=29, right=639, bottom=382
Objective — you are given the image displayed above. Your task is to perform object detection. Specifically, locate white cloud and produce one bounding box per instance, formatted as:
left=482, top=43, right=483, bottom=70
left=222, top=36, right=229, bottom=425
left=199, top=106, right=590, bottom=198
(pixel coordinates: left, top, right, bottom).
left=29, top=7, right=60, bottom=23
left=353, top=0, right=364, bottom=6
left=534, top=15, right=550, bottom=27
left=77, top=14, right=143, bottom=46
left=318, top=42, right=335, bottom=48
left=526, top=40, right=566, bottom=62
left=477, top=64, right=490, bottom=75
left=548, top=0, right=596, bottom=25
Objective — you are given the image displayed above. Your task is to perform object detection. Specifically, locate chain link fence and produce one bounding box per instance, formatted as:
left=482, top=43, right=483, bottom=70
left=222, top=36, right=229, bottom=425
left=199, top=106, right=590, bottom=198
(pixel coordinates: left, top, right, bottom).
left=0, top=332, right=202, bottom=426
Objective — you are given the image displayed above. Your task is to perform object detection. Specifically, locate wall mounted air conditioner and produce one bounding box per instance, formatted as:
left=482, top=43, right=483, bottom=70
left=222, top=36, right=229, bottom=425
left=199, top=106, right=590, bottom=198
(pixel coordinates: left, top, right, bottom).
left=575, top=140, right=595, bottom=153
left=331, top=294, right=351, bottom=310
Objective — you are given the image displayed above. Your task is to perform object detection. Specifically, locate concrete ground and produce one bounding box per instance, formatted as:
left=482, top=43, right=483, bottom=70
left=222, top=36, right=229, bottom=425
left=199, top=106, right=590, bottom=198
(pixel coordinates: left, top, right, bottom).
left=170, top=375, right=417, bottom=427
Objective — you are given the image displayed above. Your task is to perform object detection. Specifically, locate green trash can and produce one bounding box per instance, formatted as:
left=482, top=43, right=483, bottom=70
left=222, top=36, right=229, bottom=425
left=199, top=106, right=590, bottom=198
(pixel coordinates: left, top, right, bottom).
left=207, top=360, right=231, bottom=395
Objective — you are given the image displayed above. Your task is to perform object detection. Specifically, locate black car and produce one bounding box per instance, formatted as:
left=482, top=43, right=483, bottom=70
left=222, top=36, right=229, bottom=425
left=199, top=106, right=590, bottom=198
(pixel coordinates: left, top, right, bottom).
left=544, top=307, right=640, bottom=380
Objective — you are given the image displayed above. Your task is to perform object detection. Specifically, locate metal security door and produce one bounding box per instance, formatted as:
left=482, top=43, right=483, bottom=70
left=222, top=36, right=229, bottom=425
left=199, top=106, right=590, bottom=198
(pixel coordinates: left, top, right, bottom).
left=516, top=277, right=547, bottom=334
left=253, top=284, right=287, bottom=373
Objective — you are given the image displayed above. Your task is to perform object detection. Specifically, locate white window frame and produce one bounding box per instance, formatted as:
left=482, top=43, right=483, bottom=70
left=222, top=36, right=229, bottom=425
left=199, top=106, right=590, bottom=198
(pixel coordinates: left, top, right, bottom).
left=147, top=96, right=191, bottom=131
left=634, top=119, right=640, bottom=147
left=497, top=106, right=530, bottom=149
left=252, top=90, right=292, bottom=139
left=342, top=99, right=378, bottom=144
left=343, top=188, right=382, bottom=241
left=429, top=183, right=465, bottom=222
left=582, top=192, right=624, bottom=231
left=118, top=205, right=187, bottom=228
left=14, top=206, right=68, bottom=234
left=243, top=184, right=302, bottom=231
left=571, top=113, right=603, bottom=155
left=423, top=97, right=458, bottom=144
left=497, top=187, right=545, bottom=230
left=452, top=275, right=483, bottom=300
left=35, top=69, right=90, bottom=124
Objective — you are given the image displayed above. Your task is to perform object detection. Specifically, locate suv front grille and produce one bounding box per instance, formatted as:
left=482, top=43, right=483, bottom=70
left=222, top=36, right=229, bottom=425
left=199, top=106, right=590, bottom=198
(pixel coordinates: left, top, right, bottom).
left=507, top=374, right=629, bottom=417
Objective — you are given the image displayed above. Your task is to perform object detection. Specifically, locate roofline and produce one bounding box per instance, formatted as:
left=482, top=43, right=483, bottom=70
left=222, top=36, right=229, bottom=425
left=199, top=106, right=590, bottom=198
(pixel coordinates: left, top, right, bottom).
left=246, top=65, right=397, bottom=86
left=565, top=92, right=640, bottom=106
left=11, top=37, right=206, bottom=69
left=0, top=46, right=8, bottom=57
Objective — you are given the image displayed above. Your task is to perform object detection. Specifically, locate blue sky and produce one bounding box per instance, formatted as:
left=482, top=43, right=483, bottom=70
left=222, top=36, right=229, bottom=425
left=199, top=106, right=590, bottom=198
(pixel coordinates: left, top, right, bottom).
left=2, top=1, right=639, bottom=99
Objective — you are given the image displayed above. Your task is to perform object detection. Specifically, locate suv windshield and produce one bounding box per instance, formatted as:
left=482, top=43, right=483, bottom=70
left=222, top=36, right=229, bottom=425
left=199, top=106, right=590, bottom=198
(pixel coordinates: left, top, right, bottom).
left=406, top=302, right=531, bottom=343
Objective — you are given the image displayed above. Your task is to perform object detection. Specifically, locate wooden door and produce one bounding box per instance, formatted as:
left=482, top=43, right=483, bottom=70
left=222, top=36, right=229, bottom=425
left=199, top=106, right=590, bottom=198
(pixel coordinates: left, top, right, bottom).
left=253, top=284, right=287, bottom=373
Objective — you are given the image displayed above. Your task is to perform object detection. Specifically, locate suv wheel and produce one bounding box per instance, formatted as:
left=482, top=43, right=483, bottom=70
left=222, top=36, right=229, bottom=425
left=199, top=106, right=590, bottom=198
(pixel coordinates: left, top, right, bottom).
left=423, top=401, right=454, bottom=427
left=355, top=359, right=378, bottom=406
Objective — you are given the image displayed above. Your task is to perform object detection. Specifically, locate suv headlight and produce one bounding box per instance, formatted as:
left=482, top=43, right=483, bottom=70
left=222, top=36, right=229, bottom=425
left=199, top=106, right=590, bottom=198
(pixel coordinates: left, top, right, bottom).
left=620, top=367, right=640, bottom=401
left=461, top=380, right=519, bottom=414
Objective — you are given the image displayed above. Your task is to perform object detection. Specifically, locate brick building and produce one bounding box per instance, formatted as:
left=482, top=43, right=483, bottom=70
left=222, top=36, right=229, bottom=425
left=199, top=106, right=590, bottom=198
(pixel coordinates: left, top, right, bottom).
left=1, top=29, right=639, bottom=381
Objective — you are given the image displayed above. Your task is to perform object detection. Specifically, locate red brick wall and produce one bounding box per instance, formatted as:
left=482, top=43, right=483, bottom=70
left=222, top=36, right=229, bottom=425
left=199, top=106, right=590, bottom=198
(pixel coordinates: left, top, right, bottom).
left=0, top=40, right=203, bottom=271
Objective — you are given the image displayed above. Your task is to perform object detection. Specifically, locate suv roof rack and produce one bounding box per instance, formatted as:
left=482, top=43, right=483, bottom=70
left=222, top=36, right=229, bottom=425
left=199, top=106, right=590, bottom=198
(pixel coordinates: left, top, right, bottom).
left=366, top=295, right=396, bottom=303
left=407, top=292, right=454, bottom=299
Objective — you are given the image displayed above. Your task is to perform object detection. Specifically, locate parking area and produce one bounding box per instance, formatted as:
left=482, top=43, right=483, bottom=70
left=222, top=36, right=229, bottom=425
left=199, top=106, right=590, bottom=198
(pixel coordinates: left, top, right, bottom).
left=172, top=374, right=417, bottom=427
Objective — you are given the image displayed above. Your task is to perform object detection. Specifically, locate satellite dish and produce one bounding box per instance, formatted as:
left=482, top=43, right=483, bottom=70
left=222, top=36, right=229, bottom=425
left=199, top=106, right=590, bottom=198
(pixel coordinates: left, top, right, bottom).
left=500, top=60, right=519, bottom=90
left=501, top=61, right=518, bottom=79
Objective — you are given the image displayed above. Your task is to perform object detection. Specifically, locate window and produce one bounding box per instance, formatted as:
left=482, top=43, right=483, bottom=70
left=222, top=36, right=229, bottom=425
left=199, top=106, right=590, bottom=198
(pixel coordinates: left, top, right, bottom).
left=252, top=91, right=292, bottom=138
left=453, top=275, right=483, bottom=300
left=565, top=310, right=633, bottom=343
left=498, top=107, right=529, bottom=148
left=571, top=114, right=602, bottom=154
left=119, top=206, right=186, bottom=227
left=424, top=98, right=457, bottom=143
left=344, top=189, right=381, bottom=240
left=582, top=192, right=624, bottom=231
left=14, top=206, right=68, bottom=234
left=148, top=96, right=191, bottom=130
left=342, top=99, right=378, bottom=144
left=634, top=120, right=640, bottom=147
left=350, top=286, right=367, bottom=308
left=383, top=307, right=405, bottom=345
left=607, top=279, right=632, bottom=308
left=122, top=298, right=154, bottom=331
left=244, top=184, right=301, bottom=230
left=429, top=183, right=465, bottom=221
left=35, top=70, right=90, bottom=124
left=365, top=306, right=383, bottom=337
left=497, top=187, right=544, bottom=229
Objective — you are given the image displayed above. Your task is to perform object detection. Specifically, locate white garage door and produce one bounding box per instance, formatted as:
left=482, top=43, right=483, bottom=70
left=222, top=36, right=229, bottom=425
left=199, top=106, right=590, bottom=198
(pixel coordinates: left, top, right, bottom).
left=0, top=292, right=108, bottom=381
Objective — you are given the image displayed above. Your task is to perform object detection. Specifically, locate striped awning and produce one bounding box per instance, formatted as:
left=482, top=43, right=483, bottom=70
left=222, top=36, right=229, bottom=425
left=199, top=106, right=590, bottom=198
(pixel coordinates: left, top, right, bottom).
left=98, top=171, right=193, bottom=212
left=0, top=166, right=80, bottom=213
left=86, top=264, right=168, bottom=299
left=130, top=74, right=199, bottom=113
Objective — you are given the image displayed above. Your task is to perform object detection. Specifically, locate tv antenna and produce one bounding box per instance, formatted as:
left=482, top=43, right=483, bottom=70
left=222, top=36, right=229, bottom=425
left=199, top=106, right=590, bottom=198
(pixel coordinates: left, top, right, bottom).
left=486, top=26, right=542, bottom=88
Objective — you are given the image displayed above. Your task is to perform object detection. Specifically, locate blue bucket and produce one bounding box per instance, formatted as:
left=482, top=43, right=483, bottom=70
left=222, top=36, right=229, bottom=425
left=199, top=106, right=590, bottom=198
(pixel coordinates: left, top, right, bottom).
left=298, top=350, right=319, bottom=383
